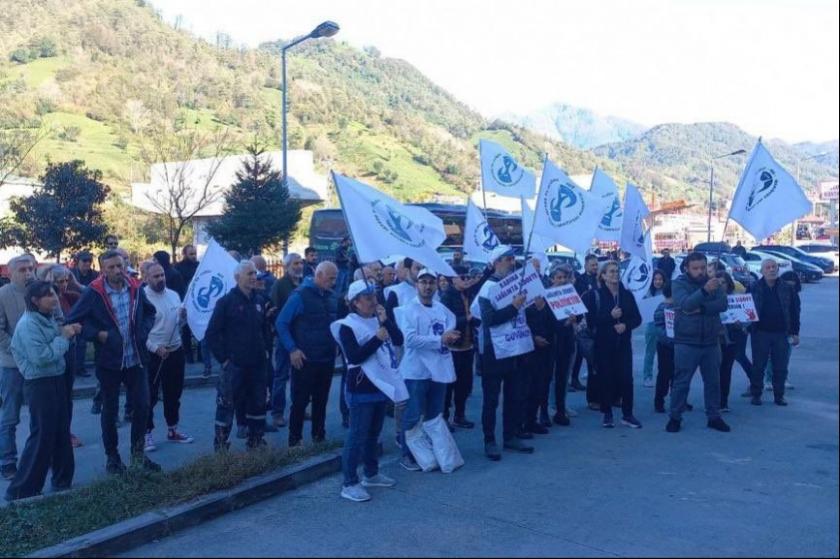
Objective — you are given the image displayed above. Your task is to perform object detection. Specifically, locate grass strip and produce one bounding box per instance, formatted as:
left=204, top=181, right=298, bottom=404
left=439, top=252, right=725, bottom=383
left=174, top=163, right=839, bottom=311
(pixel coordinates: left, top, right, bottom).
left=0, top=441, right=341, bottom=557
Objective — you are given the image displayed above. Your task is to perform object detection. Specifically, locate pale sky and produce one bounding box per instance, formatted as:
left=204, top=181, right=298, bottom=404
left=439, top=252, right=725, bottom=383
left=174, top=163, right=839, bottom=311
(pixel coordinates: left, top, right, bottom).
left=152, top=0, right=839, bottom=143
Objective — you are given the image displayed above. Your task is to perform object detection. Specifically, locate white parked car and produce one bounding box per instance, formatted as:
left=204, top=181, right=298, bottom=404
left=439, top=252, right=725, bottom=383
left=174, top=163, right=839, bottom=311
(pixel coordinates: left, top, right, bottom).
left=743, top=250, right=793, bottom=278
left=797, top=243, right=840, bottom=269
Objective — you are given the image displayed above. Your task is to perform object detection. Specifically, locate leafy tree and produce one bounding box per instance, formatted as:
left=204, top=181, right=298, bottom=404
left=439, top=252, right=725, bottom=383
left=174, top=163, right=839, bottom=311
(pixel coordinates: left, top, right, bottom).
left=1, top=161, right=110, bottom=261
left=9, top=48, right=31, bottom=64
left=207, top=144, right=301, bottom=256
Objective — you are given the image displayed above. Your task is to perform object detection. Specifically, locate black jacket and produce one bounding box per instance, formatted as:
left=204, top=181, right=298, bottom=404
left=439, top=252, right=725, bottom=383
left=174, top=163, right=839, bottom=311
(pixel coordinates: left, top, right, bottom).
left=525, top=302, right=554, bottom=345
left=582, top=284, right=642, bottom=350
left=657, top=256, right=676, bottom=280
left=175, top=259, right=199, bottom=288
left=206, top=287, right=269, bottom=368
left=574, top=272, right=599, bottom=296
left=749, top=278, right=800, bottom=336
left=66, top=275, right=156, bottom=371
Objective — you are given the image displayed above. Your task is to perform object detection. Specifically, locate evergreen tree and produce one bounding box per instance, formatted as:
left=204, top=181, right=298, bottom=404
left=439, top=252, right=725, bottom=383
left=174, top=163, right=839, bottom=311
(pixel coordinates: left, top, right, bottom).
left=207, top=144, right=301, bottom=256
left=0, top=160, right=110, bottom=261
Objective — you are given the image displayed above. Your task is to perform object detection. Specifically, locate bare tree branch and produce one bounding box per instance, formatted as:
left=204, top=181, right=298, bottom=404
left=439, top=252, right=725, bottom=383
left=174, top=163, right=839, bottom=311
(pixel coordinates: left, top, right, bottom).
left=0, top=125, right=49, bottom=187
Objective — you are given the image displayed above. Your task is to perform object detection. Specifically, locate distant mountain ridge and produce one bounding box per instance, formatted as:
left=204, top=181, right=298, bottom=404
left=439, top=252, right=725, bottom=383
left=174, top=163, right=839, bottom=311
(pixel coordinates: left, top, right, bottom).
left=500, top=103, right=648, bottom=149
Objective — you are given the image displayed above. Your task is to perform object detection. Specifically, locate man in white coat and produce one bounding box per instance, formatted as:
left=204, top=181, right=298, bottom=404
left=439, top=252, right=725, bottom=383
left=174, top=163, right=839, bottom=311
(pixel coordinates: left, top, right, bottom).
left=395, top=269, right=461, bottom=471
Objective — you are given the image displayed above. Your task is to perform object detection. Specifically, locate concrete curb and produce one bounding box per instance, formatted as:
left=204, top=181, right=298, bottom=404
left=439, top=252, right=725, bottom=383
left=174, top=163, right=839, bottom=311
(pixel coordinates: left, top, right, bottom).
left=27, top=451, right=342, bottom=558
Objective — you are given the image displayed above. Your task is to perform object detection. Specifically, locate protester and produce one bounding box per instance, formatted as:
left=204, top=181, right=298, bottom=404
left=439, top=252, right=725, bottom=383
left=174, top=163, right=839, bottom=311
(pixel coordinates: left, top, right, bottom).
left=334, top=280, right=404, bottom=501
left=381, top=266, right=396, bottom=288
left=652, top=284, right=675, bottom=413
left=667, top=252, right=730, bottom=433
left=439, top=267, right=479, bottom=429
left=732, top=241, right=747, bottom=258
left=548, top=264, right=577, bottom=426
left=268, top=253, right=304, bottom=428
left=451, top=251, right=465, bottom=269
left=748, top=259, right=800, bottom=407
left=385, top=258, right=423, bottom=321
left=657, top=248, right=676, bottom=280
left=142, top=263, right=193, bottom=452
left=251, top=255, right=277, bottom=295
left=474, top=246, right=531, bottom=460
left=762, top=269, right=802, bottom=392
left=642, top=270, right=668, bottom=388
left=394, top=268, right=459, bottom=471
left=176, top=245, right=200, bottom=363
left=335, top=237, right=353, bottom=294
left=104, top=234, right=119, bottom=250
left=276, top=262, right=339, bottom=447
left=71, top=251, right=99, bottom=287
left=66, top=250, right=160, bottom=472
left=153, top=251, right=186, bottom=300
left=4, top=281, right=81, bottom=501
left=572, top=254, right=599, bottom=397
left=583, top=260, right=643, bottom=429
left=437, top=274, right=451, bottom=299
left=206, top=260, right=270, bottom=451
left=524, top=292, right=553, bottom=435
left=718, top=272, right=743, bottom=413
left=303, top=247, right=319, bottom=278
left=0, top=255, right=37, bottom=480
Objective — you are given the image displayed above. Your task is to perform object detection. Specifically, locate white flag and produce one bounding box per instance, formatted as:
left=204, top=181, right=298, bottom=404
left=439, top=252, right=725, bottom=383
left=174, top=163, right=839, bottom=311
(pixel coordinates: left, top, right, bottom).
left=729, top=141, right=812, bottom=241
left=463, top=198, right=500, bottom=263
left=479, top=139, right=536, bottom=199
left=621, top=231, right=657, bottom=321
left=520, top=196, right=554, bottom=271
left=619, top=182, right=650, bottom=260
left=332, top=172, right=455, bottom=276
left=590, top=167, right=623, bottom=242
left=185, top=238, right=238, bottom=341
left=532, top=158, right=604, bottom=254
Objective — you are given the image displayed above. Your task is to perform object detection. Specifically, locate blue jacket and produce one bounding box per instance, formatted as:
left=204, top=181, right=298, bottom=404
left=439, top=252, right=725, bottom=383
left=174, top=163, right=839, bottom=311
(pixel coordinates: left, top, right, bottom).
left=275, top=277, right=338, bottom=363
left=671, top=273, right=727, bottom=346
left=66, top=275, right=156, bottom=371
left=11, top=311, right=70, bottom=380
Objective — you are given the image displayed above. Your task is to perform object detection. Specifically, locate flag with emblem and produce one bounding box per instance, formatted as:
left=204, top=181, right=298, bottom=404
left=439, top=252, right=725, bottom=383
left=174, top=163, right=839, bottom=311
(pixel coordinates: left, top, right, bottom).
left=463, top=198, right=501, bottom=263
left=621, top=231, right=660, bottom=322
left=590, top=167, right=623, bottom=242
left=619, top=182, right=650, bottom=260
left=332, top=172, right=455, bottom=276
left=532, top=157, right=604, bottom=254
left=728, top=140, right=812, bottom=241
left=479, top=139, right=536, bottom=199
left=185, top=238, right=238, bottom=341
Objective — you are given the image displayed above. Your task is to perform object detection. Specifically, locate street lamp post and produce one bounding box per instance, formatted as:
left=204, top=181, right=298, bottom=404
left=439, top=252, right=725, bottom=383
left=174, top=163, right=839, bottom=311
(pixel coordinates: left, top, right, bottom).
left=281, top=21, right=340, bottom=187
left=791, top=151, right=832, bottom=243
left=707, top=149, right=747, bottom=242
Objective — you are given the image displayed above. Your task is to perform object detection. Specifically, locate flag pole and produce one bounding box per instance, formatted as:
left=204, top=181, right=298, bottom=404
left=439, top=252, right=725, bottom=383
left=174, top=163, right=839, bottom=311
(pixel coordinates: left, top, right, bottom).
left=518, top=154, right=548, bottom=292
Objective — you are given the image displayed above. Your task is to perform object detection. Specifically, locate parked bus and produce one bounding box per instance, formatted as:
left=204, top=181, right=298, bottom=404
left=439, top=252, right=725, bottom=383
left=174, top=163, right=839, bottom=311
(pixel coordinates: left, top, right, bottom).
left=309, top=203, right=524, bottom=261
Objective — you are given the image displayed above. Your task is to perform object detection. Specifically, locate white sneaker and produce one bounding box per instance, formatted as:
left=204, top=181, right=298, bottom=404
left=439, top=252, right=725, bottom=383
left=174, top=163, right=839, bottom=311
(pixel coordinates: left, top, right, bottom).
left=362, top=474, right=396, bottom=488
left=340, top=484, right=371, bottom=502
left=643, top=378, right=655, bottom=388
left=785, top=381, right=794, bottom=390
left=144, top=433, right=156, bottom=452
left=565, top=407, right=579, bottom=418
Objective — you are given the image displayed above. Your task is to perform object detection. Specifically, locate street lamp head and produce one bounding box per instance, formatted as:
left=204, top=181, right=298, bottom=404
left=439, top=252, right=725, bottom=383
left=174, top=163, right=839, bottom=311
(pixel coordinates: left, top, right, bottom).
left=730, top=149, right=747, bottom=156
left=310, top=21, right=340, bottom=39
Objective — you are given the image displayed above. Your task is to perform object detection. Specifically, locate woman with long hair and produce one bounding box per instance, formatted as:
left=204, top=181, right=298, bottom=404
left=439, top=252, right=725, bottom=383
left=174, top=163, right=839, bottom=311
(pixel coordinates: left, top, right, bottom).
left=642, top=270, right=668, bottom=388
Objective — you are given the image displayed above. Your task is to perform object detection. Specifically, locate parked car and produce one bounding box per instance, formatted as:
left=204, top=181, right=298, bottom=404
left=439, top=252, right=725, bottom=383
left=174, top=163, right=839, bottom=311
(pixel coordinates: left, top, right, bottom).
left=716, top=253, right=755, bottom=288
left=693, top=242, right=731, bottom=254
left=797, top=243, right=840, bottom=269
left=753, top=244, right=835, bottom=274
left=546, top=251, right=583, bottom=272
left=752, top=248, right=824, bottom=282
left=743, top=250, right=793, bottom=278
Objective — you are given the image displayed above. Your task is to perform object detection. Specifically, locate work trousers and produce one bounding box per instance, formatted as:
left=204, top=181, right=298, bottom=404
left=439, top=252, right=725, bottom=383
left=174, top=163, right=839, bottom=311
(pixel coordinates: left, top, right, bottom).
left=289, top=361, right=334, bottom=444
left=444, top=350, right=475, bottom=420
left=553, top=334, right=575, bottom=417
left=525, top=346, right=553, bottom=427
left=147, top=348, right=186, bottom=432
left=481, top=353, right=526, bottom=443
left=215, top=362, right=267, bottom=441
left=97, top=365, right=150, bottom=457
left=750, top=330, right=790, bottom=401
left=670, top=343, right=722, bottom=421
left=654, top=343, right=675, bottom=409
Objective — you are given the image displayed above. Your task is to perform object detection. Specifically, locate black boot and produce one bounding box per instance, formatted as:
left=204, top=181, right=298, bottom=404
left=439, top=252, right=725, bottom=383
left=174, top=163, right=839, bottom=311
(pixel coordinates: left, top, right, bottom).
left=214, top=425, right=231, bottom=453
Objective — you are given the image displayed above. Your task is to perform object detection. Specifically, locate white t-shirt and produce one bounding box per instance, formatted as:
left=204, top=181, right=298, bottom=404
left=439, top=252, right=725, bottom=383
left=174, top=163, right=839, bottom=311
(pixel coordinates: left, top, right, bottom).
left=394, top=298, right=456, bottom=383
left=144, top=286, right=185, bottom=352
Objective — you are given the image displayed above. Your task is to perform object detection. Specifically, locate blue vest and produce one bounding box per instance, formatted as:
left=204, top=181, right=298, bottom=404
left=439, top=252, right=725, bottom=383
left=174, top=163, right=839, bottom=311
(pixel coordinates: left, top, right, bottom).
left=292, top=285, right=338, bottom=363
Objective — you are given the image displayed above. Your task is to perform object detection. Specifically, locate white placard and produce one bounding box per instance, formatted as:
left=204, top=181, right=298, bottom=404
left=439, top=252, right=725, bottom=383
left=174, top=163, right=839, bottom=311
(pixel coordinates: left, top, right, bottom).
left=489, top=262, right=546, bottom=309
left=665, top=309, right=675, bottom=338
left=544, top=284, right=588, bottom=319
left=720, top=294, right=759, bottom=324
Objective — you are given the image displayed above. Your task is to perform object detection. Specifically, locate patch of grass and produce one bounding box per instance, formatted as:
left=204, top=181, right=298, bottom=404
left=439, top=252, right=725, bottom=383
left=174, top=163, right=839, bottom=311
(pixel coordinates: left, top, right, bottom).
left=0, top=441, right=340, bottom=557
left=18, top=56, right=70, bottom=88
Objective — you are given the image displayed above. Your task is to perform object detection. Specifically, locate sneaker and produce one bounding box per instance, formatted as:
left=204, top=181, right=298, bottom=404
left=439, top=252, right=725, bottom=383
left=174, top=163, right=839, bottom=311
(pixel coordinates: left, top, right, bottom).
left=167, top=429, right=194, bottom=444
left=132, top=455, right=162, bottom=472
left=552, top=413, right=570, bottom=427
left=666, top=419, right=682, bottom=433
left=453, top=417, right=476, bottom=429
left=707, top=417, right=731, bottom=432
left=565, top=407, right=579, bottom=418
left=503, top=439, right=535, bottom=454
left=340, top=484, right=371, bottom=502
left=621, top=416, right=642, bottom=429
left=362, top=474, right=396, bottom=488
left=485, top=441, right=502, bottom=461
left=144, top=433, right=157, bottom=452
left=1, top=463, right=16, bottom=480
left=71, top=434, right=83, bottom=448
left=774, top=398, right=788, bottom=407
left=602, top=413, right=615, bottom=428
left=643, top=378, right=654, bottom=388
left=764, top=382, right=773, bottom=392
left=526, top=423, right=549, bottom=435
left=399, top=457, right=422, bottom=472
left=91, top=401, right=102, bottom=415
left=751, top=396, right=762, bottom=406
left=105, top=455, right=126, bottom=475
left=236, top=425, right=248, bottom=439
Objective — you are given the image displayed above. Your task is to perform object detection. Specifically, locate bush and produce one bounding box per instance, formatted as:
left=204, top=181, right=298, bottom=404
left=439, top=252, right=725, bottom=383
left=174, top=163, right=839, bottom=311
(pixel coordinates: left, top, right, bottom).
left=9, top=48, right=32, bottom=64
left=35, top=97, right=56, bottom=115
left=31, top=37, right=57, bottom=58
left=58, top=126, right=81, bottom=142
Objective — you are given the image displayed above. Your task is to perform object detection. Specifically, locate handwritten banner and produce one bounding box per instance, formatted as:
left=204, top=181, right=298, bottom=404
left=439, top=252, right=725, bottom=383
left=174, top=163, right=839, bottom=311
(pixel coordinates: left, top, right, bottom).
left=544, top=283, right=588, bottom=319
left=665, top=309, right=675, bottom=338
left=721, top=294, right=759, bottom=324
left=489, top=261, right=546, bottom=309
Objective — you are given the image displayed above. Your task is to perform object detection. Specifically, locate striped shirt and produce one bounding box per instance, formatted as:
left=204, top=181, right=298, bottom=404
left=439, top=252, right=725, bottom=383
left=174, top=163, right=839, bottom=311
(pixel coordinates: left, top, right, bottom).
left=104, top=280, right=139, bottom=368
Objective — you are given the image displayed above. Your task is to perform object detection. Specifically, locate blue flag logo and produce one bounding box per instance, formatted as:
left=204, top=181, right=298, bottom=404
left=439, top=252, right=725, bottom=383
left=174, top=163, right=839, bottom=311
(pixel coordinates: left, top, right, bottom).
left=372, top=200, right=425, bottom=248
left=190, top=270, right=229, bottom=315
left=601, top=196, right=622, bottom=228
left=545, top=180, right=585, bottom=226
left=491, top=154, right=525, bottom=188
left=746, top=168, right=778, bottom=211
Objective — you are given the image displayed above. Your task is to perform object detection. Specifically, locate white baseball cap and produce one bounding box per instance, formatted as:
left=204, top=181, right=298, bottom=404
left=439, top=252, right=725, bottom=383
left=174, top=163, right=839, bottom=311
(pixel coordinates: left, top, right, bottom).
left=417, top=268, right=437, bottom=280
left=347, top=279, right=376, bottom=302
left=489, top=245, right=515, bottom=263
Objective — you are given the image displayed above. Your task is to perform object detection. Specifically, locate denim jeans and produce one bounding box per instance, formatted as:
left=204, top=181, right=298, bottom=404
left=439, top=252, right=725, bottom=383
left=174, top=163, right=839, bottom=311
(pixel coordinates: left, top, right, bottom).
left=341, top=396, right=387, bottom=486
left=751, top=330, right=790, bottom=400
left=642, top=323, right=658, bottom=380
left=270, top=343, right=290, bottom=419
left=400, top=379, right=447, bottom=458
left=0, top=367, right=24, bottom=467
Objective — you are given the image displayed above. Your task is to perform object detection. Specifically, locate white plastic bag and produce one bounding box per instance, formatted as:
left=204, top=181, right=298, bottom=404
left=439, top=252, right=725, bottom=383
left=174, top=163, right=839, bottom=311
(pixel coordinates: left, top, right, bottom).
left=423, top=414, right=465, bottom=474
left=405, top=422, right=439, bottom=472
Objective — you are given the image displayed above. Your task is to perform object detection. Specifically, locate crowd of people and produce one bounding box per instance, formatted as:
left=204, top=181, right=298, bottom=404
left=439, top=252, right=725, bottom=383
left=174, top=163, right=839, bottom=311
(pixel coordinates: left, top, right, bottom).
left=0, top=237, right=803, bottom=503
